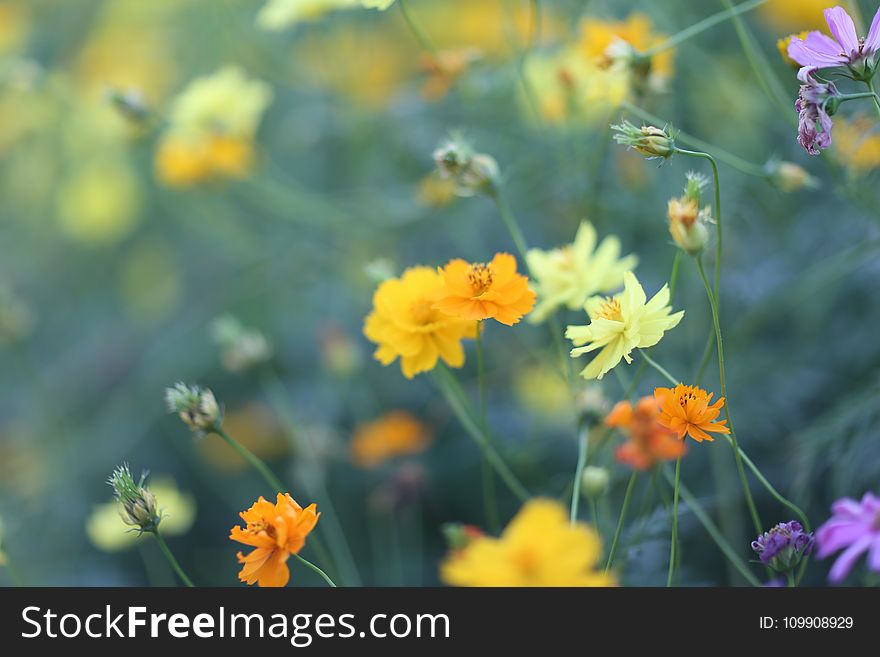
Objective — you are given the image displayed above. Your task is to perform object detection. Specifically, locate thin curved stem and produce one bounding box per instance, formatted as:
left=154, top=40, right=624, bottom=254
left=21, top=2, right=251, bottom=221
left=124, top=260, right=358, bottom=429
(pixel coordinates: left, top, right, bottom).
left=667, top=452, right=683, bottom=587
left=641, top=0, right=768, bottom=57
left=476, top=323, right=500, bottom=532
left=293, top=553, right=337, bottom=587
left=213, top=426, right=285, bottom=493
left=695, top=258, right=763, bottom=536
left=397, top=0, right=438, bottom=57
left=487, top=187, right=529, bottom=265
left=570, top=425, right=589, bottom=524
left=866, top=79, right=880, bottom=119
left=638, top=349, right=680, bottom=386
left=433, top=364, right=530, bottom=501
left=605, top=471, right=638, bottom=572
left=153, top=531, right=194, bottom=587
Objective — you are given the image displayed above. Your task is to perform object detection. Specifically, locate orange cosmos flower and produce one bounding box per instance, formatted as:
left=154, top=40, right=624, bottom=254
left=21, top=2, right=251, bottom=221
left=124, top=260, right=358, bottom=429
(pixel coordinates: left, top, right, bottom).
left=433, top=253, right=536, bottom=326
left=606, top=396, right=685, bottom=470
left=229, top=493, right=319, bottom=587
left=351, top=411, right=432, bottom=468
left=654, top=385, right=730, bottom=443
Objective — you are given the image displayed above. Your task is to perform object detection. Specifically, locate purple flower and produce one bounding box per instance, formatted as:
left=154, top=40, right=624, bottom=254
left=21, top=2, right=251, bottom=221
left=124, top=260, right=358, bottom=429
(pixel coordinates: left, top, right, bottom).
left=816, top=492, right=880, bottom=583
left=788, top=6, right=880, bottom=79
left=795, top=67, right=840, bottom=155
left=752, top=520, right=815, bottom=572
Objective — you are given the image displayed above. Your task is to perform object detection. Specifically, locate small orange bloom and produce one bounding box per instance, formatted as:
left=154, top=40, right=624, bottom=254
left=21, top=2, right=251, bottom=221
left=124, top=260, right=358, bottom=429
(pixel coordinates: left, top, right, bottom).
left=433, top=253, right=536, bottom=326
left=351, top=411, right=432, bottom=468
left=654, top=385, right=730, bottom=443
left=229, top=493, right=319, bottom=587
left=606, top=396, right=685, bottom=469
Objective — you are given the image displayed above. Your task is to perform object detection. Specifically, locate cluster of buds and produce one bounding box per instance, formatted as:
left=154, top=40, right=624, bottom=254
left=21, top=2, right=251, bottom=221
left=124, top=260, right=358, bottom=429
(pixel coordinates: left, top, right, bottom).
left=165, top=382, right=221, bottom=437
left=209, top=314, right=273, bottom=373
left=667, top=171, right=712, bottom=256
left=611, top=121, right=675, bottom=160
left=751, top=520, right=814, bottom=574
left=107, top=464, right=161, bottom=534
left=432, top=133, right=499, bottom=197
left=580, top=466, right=610, bottom=500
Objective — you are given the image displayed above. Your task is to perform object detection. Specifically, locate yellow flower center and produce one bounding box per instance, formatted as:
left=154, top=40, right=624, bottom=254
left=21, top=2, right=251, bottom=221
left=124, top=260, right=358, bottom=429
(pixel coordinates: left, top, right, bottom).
left=513, top=548, right=540, bottom=576
left=468, top=263, right=494, bottom=295
left=411, top=298, right=435, bottom=324
left=595, top=297, right=623, bottom=321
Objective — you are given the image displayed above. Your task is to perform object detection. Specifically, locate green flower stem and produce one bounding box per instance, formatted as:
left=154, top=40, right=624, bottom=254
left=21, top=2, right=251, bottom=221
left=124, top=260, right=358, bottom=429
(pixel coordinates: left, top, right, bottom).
left=695, top=257, right=763, bottom=536
left=476, top=322, right=500, bottom=532
left=569, top=424, right=589, bottom=524
left=621, top=102, right=769, bottom=179
left=213, top=426, right=285, bottom=493
left=397, top=0, right=438, bottom=57
left=667, top=452, right=683, bottom=587
left=293, top=553, right=337, bottom=587
left=720, top=0, right=794, bottom=122
left=434, top=364, right=530, bottom=501
left=638, top=349, right=680, bottom=386
left=664, top=470, right=762, bottom=587
left=487, top=186, right=530, bottom=266
left=153, top=531, right=194, bottom=588
left=866, top=79, right=880, bottom=120
left=641, top=0, right=768, bottom=57
left=259, top=373, right=360, bottom=586
left=605, top=470, right=638, bottom=572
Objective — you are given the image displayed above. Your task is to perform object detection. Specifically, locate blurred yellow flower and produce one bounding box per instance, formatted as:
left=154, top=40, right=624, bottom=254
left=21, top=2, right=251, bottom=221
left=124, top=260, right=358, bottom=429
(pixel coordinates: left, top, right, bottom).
left=579, top=13, right=674, bottom=94
left=759, top=0, right=829, bottom=31
left=526, top=221, right=637, bottom=323
left=513, top=363, right=571, bottom=420
left=834, top=115, right=880, bottom=173
left=56, top=155, right=142, bottom=246
left=257, top=0, right=358, bottom=30
left=86, top=477, right=196, bottom=553
left=351, top=411, right=432, bottom=468
left=566, top=271, right=683, bottom=380
left=420, top=47, right=482, bottom=101
left=416, top=171, right=457, bottom=208
left=364, top=266, right=477, bottom=378
left=155, top=67, right=271, bottom=186
left=441, top=498, right=616, bottom=587
left=0, top=2, right=29, bottom=55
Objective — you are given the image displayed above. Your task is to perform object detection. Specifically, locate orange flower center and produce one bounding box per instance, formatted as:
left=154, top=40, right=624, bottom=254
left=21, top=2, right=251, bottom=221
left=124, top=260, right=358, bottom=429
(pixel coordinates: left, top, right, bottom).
left=513, top=548, right=540, bottom=576
left=468, top=263, right=494, bottom=295
left=595, top=297, right=623, bottom=321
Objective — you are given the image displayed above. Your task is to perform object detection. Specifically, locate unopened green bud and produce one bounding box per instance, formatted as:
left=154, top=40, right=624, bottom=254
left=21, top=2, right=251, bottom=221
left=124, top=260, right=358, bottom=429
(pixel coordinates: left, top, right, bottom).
left=766, top=160, right=820, bottom=193
left=580, top=466, right=610, bottom=500
left=108, top=464, right=161, bottom=533
left=165, top=382, right=221, bottom=436
left=611, top=120, right=675, bottom=160
left=433, top=133, right=499, bottom=197
left=442, top=523, right=484, bottom=550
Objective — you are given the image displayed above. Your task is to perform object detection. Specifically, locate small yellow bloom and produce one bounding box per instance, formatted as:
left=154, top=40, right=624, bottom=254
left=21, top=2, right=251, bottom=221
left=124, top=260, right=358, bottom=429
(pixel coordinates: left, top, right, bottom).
left=566, top=271, right=684, bottom=380
left=834, top=115, right=880, bottom=173
left=777, top=32, right=811, bottom=68
left=759, top=0, right=828, bottom=31
left=351, top=411, right=432, bottom=468
left=364, top=267, right=477, bottom=378
left=433, top=253, right=536, bottom=326
left=441, top=499, right=616, bottom=587
left=526, top=221, right=637, bottom=323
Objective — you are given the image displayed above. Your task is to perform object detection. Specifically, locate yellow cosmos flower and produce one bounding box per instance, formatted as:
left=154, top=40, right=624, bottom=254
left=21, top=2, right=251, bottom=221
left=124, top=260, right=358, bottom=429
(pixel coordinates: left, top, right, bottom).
left=433, top=253, right=536, bottom=326
left=777, top=32, right=810, bottom=68
left=155, top=67, right=270, bottom=187
left=364, top=267, right=477, bottom=379
left=526, top=221, right=637, bottom=323
left=834, top=115, right=880, bottom=173
left=566, top=271, right=684, bottom=380
left=441, top=498, right=616, bottom=587
left=759, top=0, right=828, bottom=31
left=351, top=411, right=432, bottom=468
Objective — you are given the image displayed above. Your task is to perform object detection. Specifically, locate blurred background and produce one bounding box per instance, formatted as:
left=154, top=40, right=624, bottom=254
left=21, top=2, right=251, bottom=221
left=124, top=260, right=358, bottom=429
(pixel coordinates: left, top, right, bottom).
left=1, top=0, right=879, bottom=586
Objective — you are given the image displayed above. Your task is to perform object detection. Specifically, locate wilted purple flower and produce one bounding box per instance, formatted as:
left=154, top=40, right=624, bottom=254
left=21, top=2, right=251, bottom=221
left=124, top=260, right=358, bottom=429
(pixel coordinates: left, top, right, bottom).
left=788, top=6, right=880, bottom=80
left=752, top=520, right=814, bottom=572
left=795, top=67, right=840, bottom=155
left=816, top=492, right=880, bottom=583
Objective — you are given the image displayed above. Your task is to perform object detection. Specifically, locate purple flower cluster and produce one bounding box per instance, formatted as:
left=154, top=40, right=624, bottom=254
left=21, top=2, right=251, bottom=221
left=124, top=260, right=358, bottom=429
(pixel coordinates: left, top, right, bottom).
left=752, top=521, right=814, bottom=572
left=795, top=68, right=839, bottom=155
left=816, top=492, right=880, bottom=583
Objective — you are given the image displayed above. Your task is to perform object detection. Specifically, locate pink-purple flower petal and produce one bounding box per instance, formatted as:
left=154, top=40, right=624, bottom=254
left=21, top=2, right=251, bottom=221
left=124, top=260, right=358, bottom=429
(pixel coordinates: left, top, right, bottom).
left=828, top=534, right=873, bottom=582
left=824, top=6, right=860, bottom=56
left=866, top=5, right=880, bottom=52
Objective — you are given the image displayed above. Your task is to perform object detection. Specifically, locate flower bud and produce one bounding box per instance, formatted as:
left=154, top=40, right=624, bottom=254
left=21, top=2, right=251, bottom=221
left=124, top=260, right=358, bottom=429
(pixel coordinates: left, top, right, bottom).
left=611, top=121, right=674, bottom=160
left=667, top=197, right=710, bottom=256
left=442, top=523, right=484, bottom=551
left=752, top=521, right=814, bottom=573
left=165, top=382, right=221, bottom=436
left=575, top=385, right=610, bottom=427
left=432, top=134, right=499, bottom=197
left=364, top=257, right=396, bottom=284
left=209, top=315, right=273, bottom=373
left=107, top=464, right=161, bottom=534
left=580, top=466, right=610, bottom=500
left=766, top=160, right=820, bottom=193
